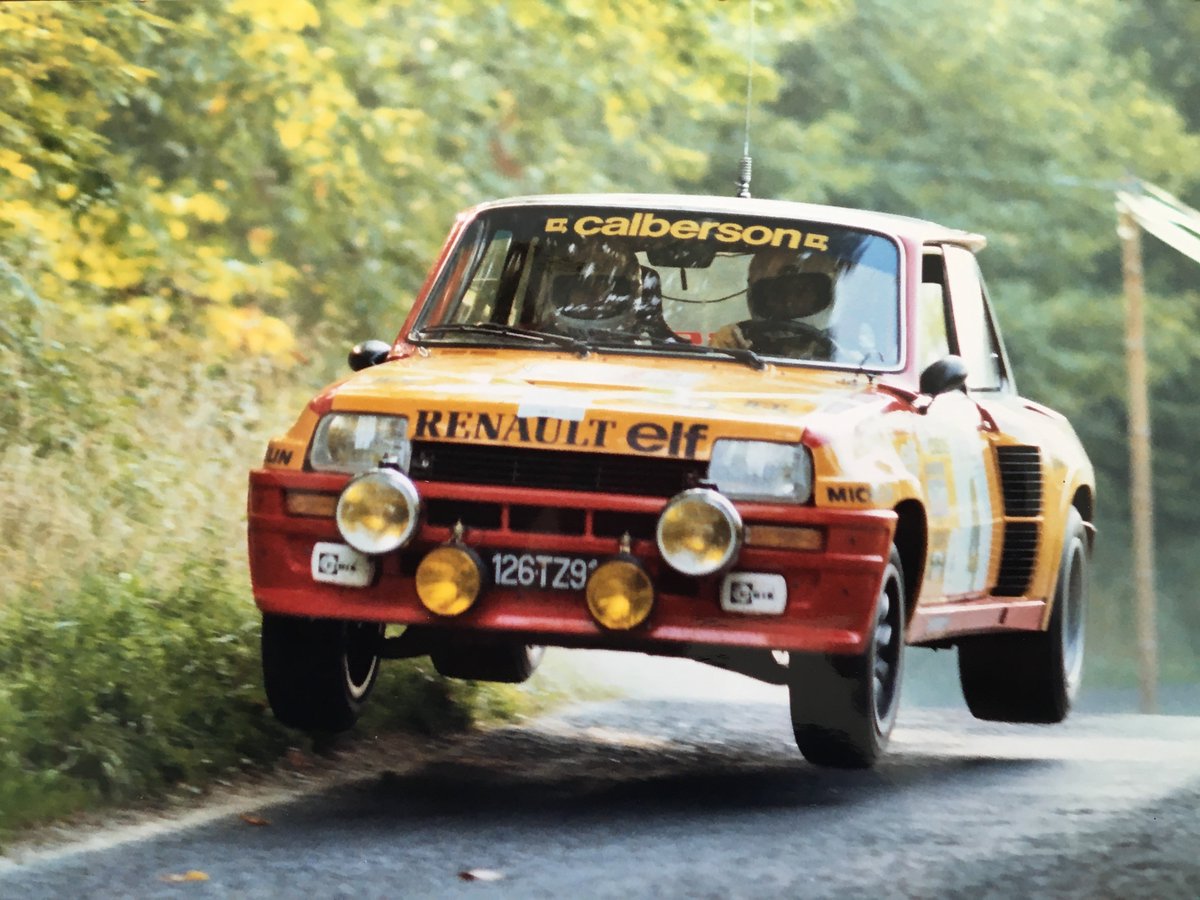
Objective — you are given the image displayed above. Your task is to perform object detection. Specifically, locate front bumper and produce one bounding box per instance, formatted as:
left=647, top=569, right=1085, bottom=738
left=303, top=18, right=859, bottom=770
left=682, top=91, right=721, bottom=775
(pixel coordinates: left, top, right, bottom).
left=248, top=469, right=897, bottom=656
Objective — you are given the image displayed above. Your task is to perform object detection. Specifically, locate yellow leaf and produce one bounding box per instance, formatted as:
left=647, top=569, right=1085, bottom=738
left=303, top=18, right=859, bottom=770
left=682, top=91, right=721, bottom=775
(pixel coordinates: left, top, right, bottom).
left=247, top=227, right=275, bottom=256
left=161, top=870, right=209, bottom=884
left=55, top=183, right=77, bottom=201
left=168, top=220, right=188, bottom=241
left=187, top=192, right=229, bottom=223
left=0, top=149, right=36, bottom=182
left=276, top=119, right=305, bottom=150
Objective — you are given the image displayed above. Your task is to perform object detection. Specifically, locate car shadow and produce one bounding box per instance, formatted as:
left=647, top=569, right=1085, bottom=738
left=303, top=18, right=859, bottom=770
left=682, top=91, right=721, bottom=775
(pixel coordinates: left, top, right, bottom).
left=275, top=698, right=1060, bottom=829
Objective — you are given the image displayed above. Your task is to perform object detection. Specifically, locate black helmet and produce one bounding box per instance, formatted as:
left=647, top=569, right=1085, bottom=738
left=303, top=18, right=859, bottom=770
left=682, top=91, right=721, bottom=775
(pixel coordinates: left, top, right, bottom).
left=542, top=238, right=642, bottom=333
left=747, top=248, right=834, bottom=322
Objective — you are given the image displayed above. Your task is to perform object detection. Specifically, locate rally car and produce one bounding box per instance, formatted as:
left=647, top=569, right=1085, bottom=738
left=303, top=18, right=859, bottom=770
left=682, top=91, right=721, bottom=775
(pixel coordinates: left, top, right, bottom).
left=247, top=193, right=1095, bottom=768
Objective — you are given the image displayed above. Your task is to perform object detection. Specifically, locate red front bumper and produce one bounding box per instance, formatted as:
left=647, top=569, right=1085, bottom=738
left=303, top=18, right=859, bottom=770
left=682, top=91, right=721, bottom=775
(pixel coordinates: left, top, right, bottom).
left=248, top=469, right=897, bottom=656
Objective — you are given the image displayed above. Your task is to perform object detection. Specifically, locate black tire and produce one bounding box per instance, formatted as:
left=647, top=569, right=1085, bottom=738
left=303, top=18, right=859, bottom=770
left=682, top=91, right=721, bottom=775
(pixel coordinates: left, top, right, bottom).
left=788, top=547, right=905, bottom=768
left=958, top=507, right=1088, bottom=723
left=430, top=639, right=544, bottom=684
left=261, top=614, right=383, bottom=732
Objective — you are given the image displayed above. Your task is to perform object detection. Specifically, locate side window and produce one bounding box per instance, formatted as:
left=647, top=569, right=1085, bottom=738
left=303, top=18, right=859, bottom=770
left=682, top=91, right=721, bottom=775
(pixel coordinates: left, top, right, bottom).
left=918, top=251, right=951, bottom=371
left=456, top=230, right=513, bottom=323
left=943, top=246, right=1004, bottom=391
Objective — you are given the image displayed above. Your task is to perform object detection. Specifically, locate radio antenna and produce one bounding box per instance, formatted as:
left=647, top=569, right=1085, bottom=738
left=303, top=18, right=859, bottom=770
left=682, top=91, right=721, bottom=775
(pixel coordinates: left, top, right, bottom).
left=735, top=0, right=757, bottom=199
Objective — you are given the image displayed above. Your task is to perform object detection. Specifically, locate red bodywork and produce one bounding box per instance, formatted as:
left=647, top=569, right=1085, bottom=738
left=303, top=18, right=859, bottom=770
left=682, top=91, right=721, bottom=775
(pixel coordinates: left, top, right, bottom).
left=248, top=469, right=897, bottom=656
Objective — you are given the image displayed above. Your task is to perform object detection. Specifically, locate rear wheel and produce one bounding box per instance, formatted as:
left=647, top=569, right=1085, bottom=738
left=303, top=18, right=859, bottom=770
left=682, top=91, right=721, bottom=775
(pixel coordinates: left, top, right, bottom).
left=958, top=507, right=1088, bottom=723
left=261, top=614, right=383, bottom=732
left=430, top=638, right=544, bottom=684
left=788, top=547, right=905, bottom=768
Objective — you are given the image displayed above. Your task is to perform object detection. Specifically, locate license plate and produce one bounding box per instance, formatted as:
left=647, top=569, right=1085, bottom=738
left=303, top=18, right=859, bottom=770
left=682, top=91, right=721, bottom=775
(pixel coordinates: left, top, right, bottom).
left=489, top=551, right=599, bottom=591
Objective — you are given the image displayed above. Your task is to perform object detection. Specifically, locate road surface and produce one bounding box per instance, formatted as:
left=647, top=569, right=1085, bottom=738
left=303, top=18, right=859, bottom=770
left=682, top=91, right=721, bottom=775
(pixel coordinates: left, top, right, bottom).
left=2, top=650, right=1198, bottom=898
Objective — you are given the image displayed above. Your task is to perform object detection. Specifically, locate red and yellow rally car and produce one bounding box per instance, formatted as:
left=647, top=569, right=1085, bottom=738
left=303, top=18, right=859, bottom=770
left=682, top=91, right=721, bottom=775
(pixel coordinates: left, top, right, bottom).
left=248, top=194, right=1095, bottom=768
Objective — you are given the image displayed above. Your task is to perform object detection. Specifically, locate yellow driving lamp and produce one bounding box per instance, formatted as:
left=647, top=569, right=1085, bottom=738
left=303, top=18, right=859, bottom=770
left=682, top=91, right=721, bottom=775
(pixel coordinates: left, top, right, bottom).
left=656, top=488, right=743, bottom=576
left=586, top=556, right=655, bottom=630
left=416, top=544, right=485, bottom=616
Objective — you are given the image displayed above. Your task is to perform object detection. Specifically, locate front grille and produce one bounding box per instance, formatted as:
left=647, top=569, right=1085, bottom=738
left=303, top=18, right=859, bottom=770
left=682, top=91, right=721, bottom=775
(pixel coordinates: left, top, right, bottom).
left=510, top=505, right=586, bottom=535
left=995, top=521, right=1039, bottom=596
left=996, top=446, right=1042, bottom=517
left=594, top=510, right=659, bottom=541
left=409, top=441, right=704, bottom=497
left=421, top=498, right=660, bottom=543
left=425, top=499, right=501, bottom=530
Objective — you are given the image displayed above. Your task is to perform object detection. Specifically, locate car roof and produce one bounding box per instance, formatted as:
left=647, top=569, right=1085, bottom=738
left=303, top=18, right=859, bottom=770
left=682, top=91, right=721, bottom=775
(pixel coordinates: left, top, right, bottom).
left=465, top=193, right=987, bottom=252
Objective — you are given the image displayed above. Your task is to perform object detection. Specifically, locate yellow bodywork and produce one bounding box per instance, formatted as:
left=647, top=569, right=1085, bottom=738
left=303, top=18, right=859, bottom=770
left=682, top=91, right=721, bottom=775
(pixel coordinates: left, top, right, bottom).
left=263, top=346, right=1094, bottom=622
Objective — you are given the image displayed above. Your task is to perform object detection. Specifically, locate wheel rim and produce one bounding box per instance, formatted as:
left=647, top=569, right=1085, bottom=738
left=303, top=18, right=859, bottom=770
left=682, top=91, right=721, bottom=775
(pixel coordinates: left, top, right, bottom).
left=872, top=571, right=903, bottom=729
left=342, top=623, right=382, bottom=701
left=1061, top=541, right=1086, bottom=688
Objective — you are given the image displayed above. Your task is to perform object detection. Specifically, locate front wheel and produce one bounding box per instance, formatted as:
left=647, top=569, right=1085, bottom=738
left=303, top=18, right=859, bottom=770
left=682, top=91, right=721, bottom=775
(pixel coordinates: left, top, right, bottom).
left=958, top=507, right=1088, bottom=723
left=262, top=614, right=383, bottom=732
left=788, top=547, right=906, bottom=768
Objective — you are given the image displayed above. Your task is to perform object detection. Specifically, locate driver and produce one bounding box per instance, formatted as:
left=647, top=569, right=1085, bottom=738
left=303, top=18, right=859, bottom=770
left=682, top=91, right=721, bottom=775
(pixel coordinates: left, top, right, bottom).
left=710, top=248, right=836, bottom=359
left=538, top=238, right=676, bottom=341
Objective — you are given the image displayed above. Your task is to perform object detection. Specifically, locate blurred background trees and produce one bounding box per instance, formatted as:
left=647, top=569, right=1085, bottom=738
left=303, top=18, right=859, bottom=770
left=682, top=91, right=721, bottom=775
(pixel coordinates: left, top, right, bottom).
left=1, top=0, right=1198, bottom=683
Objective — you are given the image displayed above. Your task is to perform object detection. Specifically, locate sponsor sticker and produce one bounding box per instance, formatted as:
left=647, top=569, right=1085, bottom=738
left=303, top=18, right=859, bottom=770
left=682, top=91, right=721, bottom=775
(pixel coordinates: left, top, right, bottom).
left=311, top=542, right=375, bottom=588
left=412, top=408, right=710, bottom=458
left=719, top=572, right=788, bottom=615
left=544, top=213, right=830, bottom=251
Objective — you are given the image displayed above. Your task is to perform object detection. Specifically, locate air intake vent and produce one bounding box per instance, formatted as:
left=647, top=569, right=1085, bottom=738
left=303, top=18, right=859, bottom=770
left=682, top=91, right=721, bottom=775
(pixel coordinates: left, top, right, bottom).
left=996, top=446, right=1042, bottom=517
left=995, top=521, right=1039, bottom=596
left=408, top=442, right=704, bottom=498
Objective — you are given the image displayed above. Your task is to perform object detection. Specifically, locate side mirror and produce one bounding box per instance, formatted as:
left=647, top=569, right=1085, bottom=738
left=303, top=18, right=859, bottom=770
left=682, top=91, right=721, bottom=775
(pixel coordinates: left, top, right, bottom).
left=919, top=355, right=968, bottom=397
left=348, top=339, right=392, bottom=372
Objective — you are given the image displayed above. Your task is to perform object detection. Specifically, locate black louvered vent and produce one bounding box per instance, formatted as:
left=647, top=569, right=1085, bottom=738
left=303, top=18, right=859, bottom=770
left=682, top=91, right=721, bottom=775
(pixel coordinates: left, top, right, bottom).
left=408, top=441, right=704, bottom=497
left=995, top=521, right=1039, bottom=596
left=996, top=446, right=1042, bottom=517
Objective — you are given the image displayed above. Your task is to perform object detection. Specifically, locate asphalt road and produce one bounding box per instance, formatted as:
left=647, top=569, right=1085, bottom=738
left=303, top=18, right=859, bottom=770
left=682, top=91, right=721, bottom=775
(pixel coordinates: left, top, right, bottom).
left=2, top=651, right=1199, bottom=899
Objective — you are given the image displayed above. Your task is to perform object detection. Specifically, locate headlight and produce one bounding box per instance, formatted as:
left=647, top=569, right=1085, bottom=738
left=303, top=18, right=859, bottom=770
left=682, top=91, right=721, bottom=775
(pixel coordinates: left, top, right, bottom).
left=336, top=469, right=421, bottom=554
left=706, top=440, right=813, bottom=502
left=310, top=414, right=411, bottom=474
left=656, top=488, right=743, bottom=576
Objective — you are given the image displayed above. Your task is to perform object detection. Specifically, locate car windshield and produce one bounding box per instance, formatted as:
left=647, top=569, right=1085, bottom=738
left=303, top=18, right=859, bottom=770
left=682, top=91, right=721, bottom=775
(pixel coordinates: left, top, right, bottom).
left=411, top=206, right=902, bottom=367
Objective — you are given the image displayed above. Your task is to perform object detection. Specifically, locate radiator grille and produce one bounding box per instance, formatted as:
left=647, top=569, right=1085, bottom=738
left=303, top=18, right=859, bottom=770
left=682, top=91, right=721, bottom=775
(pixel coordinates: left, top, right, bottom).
left=408, top=441, right=704, bottom=497
left=996, top=446, right=1042, bottom=517
left=995, top=521, right=1039, bottom=596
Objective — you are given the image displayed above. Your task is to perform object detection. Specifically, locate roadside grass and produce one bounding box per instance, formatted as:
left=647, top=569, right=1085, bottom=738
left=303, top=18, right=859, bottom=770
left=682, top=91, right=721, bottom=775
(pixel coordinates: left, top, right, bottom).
left=0, top=319, right=518, bottom=840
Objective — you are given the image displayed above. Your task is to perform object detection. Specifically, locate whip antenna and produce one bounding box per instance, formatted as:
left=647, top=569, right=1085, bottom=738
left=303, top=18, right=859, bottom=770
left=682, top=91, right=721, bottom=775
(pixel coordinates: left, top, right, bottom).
left=736, top=0, right=757, bottom=198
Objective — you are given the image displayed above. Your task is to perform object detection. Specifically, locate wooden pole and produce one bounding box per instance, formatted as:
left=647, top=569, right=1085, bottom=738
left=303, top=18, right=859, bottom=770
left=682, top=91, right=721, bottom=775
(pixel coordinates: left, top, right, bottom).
left=1116, top=201, right=1158, bottom=713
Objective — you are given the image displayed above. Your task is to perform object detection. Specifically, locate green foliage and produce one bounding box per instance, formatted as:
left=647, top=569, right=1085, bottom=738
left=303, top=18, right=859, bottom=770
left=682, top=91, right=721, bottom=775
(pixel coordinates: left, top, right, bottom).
left=0, top=563, right=511, bottom=835
left=0, top=564, right=285, bottom=832
left=361, top=658, right=521, bottom=737
left=765, top=0, right=1199, bottom=291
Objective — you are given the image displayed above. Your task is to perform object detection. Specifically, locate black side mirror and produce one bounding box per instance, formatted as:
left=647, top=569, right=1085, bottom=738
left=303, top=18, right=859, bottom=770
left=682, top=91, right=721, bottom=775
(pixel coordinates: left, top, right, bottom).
left=919, top=355, right=969, bottom=397
left=348, top=339, right=392, bottom=372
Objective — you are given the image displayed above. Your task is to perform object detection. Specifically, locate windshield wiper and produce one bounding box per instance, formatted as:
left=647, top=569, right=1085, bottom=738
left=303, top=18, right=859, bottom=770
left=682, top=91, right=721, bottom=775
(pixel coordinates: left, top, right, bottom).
left=410, top=323, right=592, bottom=356
left=597, top=336, right=767, bottom=371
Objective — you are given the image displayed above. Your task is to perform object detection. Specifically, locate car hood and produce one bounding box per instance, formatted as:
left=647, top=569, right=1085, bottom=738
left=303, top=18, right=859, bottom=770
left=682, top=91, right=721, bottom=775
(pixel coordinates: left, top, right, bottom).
left=323, top=349, right=886, bottom=461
